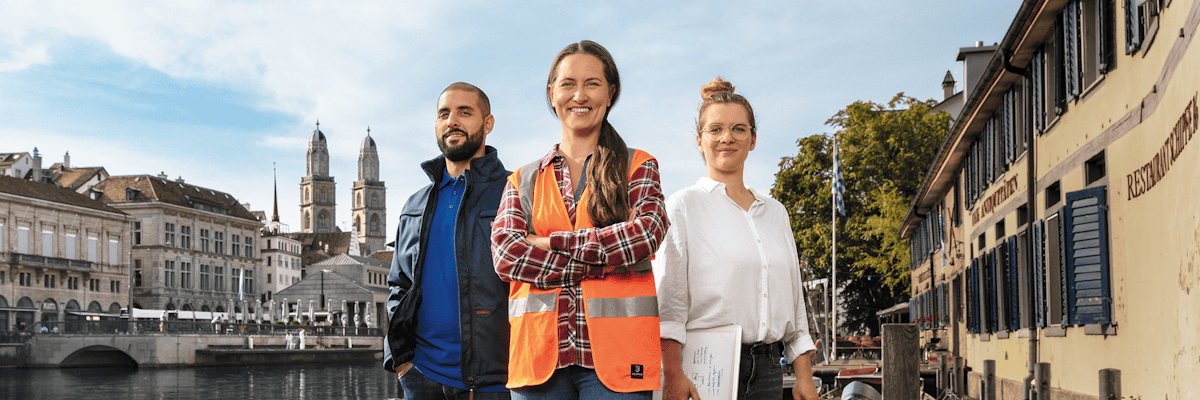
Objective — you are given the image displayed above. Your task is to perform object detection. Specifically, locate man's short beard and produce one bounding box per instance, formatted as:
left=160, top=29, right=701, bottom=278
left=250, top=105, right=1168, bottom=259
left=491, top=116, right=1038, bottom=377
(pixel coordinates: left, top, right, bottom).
left=439, top=126, right=485, bottom=162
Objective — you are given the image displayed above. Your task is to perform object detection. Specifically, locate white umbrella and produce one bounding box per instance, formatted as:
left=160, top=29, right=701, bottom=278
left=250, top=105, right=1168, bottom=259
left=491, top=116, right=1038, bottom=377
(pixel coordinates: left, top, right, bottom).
left=307, top=300, right=314, bottom=324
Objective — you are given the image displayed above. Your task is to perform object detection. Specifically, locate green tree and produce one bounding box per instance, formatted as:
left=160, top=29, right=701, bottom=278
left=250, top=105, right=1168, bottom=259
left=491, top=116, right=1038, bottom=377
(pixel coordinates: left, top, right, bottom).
left=771, top=93, right=949, bottom=336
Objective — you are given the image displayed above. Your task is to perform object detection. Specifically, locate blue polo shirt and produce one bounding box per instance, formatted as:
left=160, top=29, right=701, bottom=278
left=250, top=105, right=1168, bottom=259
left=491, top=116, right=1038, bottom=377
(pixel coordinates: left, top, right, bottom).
left=412, top=168, right=505, bottom=392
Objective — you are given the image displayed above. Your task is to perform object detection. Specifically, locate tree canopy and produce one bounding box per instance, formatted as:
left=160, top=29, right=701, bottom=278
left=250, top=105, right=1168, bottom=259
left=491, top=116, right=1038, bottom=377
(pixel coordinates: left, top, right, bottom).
left=771, top=93, right=950, bottom=335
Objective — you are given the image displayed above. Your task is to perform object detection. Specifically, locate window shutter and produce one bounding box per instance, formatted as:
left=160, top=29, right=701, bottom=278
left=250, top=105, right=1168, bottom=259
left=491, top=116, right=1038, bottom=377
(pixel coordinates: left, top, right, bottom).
left=941, top=282, right=950, bottom=327
left=1033, top=220, right=1047, bottom=328
left=1007, top=235, right=1021, bottom=331
left=982, top=250, right=994, bottom=334
left=964, top=257, right=974, bottom=331
left=1064, top=186, right=1112, bottom=325
left=1033, top=50, right=1046, bottom=134
left=1099, top=0, right=1112, bottom=73
left=1064, top=0, right=1082, bottom=100
left=1125, top=0, right=1141, bottom=54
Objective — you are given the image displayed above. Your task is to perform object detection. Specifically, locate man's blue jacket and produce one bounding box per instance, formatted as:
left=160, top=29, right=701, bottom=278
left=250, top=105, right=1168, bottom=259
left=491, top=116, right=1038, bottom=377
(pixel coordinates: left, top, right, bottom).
left=384, top=146, right=510, bottom=390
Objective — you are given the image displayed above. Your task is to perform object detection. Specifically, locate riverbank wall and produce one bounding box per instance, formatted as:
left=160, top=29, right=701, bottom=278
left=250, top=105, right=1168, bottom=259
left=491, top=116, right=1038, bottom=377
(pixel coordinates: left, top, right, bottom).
left=3, top=334, right=383, bottom=368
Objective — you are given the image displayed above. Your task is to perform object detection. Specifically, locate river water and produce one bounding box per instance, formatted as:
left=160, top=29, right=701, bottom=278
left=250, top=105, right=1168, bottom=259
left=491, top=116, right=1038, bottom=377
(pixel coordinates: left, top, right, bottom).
left=0, top=362, right=401, bottom=400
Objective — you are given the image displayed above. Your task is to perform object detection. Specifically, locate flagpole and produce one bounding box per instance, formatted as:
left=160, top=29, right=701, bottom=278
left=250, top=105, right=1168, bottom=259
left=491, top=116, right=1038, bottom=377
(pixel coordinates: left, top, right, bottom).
left=831, top=140, right=838, bottom=361
left=831, top=173, right=837, bottom=361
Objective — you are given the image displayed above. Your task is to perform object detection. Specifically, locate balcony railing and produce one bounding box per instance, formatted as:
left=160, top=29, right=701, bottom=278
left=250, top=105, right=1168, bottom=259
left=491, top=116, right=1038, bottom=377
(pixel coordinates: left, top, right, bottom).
left=8, top=253, right=94, bottom=272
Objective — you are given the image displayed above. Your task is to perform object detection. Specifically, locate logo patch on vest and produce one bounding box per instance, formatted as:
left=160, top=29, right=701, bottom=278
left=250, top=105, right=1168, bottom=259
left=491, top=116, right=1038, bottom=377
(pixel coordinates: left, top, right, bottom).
left=631, top=364, right=644, bottom=379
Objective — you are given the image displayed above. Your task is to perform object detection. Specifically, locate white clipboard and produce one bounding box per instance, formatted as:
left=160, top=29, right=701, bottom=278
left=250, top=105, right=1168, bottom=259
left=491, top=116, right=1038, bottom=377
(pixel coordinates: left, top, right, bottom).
left=654, top=325, right=743, bottom=400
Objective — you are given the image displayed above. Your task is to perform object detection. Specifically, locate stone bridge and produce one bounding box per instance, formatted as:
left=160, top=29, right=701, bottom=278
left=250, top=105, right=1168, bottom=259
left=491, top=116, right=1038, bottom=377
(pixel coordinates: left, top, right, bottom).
left=14, top=333, right=382, bottom=368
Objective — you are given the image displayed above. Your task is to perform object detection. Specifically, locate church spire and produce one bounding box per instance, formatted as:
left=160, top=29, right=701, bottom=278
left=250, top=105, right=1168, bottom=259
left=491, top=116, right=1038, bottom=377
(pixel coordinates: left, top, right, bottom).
left=272, top=163, right=280, bottom=223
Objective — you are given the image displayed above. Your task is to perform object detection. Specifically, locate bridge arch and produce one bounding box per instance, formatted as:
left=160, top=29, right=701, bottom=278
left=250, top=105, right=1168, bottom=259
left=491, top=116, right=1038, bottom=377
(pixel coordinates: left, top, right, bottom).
left=59, top=345, right=138, bottom=368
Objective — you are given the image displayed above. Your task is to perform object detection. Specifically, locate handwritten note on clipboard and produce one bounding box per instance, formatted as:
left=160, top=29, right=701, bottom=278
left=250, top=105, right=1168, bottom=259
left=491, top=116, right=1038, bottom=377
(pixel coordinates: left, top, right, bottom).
left=654, top=325, right=743, bottom=400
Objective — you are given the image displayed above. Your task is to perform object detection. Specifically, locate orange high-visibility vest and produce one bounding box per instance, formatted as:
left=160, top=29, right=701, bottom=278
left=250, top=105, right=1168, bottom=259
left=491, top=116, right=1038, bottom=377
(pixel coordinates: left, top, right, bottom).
left=506, top=149, right=661, bottom=392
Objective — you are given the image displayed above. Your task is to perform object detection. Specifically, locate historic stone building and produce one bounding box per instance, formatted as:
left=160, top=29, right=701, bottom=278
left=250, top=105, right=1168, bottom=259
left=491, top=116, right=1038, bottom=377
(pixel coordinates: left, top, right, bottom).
left=94, top=174, right=263, bottom=312
left=298, top=122, right=386, bottom=256
left=0, top=175, right=131, bottom=331
left=300, top=122, right=336, bottom=234
left=901, top=0, right=1200, bottom=398
left=351, top=133, right=386, bottom=255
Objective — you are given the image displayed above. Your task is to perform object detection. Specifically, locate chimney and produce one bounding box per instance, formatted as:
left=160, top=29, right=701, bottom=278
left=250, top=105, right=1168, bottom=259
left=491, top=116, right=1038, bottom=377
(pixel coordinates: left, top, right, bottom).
left=31, top=148, right=43, bottom=182
left=942, top=71, right=957, bottom=101
left=176, top=176, right=185, bottom=184
left=158, top=172, right=168, bottom=180
left=63, top=151, right=70, bottom=169
left=956, top=41, right=999, bottom=102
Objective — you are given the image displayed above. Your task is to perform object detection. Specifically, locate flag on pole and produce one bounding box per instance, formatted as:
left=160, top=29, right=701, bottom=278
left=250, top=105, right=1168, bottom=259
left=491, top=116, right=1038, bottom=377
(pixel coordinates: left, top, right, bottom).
left=833, top=142, right=846, bottom=216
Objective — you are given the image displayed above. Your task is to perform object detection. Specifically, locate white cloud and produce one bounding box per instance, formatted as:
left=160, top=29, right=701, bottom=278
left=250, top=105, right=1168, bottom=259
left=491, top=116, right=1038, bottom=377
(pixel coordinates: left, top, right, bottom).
left=0, top=40, right=48, bottom=72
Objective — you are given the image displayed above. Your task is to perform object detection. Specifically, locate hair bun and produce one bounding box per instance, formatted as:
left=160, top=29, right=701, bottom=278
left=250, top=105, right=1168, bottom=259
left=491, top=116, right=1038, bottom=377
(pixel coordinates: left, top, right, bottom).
left=701, top=77, right=735, bottom=99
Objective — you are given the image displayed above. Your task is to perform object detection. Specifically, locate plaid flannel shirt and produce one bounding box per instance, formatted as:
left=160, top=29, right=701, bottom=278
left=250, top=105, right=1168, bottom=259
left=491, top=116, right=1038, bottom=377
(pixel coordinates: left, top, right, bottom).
left=491, top=146, right=668, bottom=368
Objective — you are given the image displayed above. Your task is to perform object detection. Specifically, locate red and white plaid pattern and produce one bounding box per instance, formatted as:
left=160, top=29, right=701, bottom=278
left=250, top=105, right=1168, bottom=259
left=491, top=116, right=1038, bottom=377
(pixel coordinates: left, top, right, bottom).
left=491, top=146, right=668, bottom=369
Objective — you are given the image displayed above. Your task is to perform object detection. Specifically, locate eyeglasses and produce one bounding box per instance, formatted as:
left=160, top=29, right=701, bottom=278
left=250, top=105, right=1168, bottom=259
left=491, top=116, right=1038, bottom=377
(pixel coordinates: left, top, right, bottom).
left=701, top=124, right=754, bottom=140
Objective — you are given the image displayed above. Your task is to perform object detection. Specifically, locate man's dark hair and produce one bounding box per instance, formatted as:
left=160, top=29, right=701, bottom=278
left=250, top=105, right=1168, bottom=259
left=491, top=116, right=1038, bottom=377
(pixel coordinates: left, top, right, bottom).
left=441, top=82, right=491, bottom=116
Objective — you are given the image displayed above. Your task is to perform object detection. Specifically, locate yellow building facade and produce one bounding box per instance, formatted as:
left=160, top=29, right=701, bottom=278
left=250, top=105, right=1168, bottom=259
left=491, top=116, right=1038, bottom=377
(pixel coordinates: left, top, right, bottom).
left=901, top=0, right=1199, bottom=398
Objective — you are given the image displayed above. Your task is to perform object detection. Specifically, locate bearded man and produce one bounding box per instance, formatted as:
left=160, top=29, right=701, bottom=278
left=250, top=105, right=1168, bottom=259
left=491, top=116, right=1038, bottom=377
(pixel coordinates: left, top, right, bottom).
left=385, top=82, right=511, bottom=399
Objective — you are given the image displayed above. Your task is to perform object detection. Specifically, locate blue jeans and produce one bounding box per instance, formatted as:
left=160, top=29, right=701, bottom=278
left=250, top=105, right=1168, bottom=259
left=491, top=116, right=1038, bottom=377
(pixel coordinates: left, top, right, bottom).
left=738, top=343, right=784, bottom=400
left=400, top=368, right=511, bottom=400
left=511, top=366, right=652, bottom=400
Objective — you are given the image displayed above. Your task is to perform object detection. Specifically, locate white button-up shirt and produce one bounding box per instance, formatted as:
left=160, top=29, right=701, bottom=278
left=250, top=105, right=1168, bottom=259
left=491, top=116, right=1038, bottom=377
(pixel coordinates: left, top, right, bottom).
left=653, top=177, right=817, bottom=362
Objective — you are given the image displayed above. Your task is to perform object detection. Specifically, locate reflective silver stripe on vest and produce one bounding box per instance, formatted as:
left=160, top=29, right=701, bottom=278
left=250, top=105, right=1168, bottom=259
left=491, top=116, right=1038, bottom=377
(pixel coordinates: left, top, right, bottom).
left=585, top=296, right=659, bottom=319
left=509, top=292, right=558, bottom=318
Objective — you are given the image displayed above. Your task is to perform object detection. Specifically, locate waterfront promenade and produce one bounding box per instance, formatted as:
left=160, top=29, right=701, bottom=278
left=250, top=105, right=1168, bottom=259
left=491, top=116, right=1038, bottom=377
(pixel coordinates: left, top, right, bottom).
left=1, top=320, right=383, bottom=368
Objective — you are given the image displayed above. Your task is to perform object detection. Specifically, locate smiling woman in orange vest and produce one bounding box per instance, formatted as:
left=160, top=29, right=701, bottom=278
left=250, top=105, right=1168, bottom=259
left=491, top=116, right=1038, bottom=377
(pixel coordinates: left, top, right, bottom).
left=490, top=40, right=669, bottom=400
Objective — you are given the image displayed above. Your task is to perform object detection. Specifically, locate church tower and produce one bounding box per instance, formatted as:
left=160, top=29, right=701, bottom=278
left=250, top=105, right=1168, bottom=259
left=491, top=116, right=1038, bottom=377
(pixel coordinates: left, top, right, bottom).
left=352, top=128, right=386, bottom=255
left=300, top=121, right=336, bottom=233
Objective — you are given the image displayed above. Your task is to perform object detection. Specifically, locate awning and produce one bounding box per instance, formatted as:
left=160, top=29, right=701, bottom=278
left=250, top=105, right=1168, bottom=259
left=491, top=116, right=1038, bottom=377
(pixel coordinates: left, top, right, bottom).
left=66, top=311, right=121, bottom=318
left=875, top=302, right=910, bottom=317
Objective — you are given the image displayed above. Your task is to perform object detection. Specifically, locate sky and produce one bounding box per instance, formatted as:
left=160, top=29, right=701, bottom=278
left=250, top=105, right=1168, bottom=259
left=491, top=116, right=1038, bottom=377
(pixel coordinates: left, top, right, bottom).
left=1, top=1, right=1021, bottom=238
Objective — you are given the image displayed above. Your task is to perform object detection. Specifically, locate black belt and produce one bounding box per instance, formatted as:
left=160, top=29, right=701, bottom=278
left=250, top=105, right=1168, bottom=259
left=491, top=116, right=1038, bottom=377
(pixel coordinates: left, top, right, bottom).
left=741, top=341, right=783, bottom=356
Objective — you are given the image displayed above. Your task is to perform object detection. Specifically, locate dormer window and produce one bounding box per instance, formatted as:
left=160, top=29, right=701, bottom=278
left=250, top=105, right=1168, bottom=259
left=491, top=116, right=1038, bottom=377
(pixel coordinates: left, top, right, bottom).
left=125, top=188, right=139, bottom=201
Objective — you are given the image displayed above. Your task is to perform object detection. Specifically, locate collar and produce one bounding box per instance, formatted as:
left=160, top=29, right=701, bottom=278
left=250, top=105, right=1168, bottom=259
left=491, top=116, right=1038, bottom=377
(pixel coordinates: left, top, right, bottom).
left=438, top=168, right=465, bottom=190
left=697, top=176, right=765, bottom=203
left=420, top=145, right=509, bottom=185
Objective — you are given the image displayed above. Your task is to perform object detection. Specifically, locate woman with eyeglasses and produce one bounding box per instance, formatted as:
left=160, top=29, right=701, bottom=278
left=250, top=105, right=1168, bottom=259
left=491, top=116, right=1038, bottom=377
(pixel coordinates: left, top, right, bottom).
left=654, top=77, right=819, bottom=400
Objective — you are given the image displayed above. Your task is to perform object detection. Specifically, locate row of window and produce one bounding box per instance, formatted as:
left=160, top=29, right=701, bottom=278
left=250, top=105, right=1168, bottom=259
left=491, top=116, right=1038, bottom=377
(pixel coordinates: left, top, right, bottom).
left=356, top=192, right=384, bottom=209
left=950, top=186, right=1113, bottom=335
left=909, top=205, right=947, bottom=270
left=0, top=270, right=120, bottom=293
left=159, top=260, right=255, bottom=294
left=265, top=254, right=301, bottom=270
left=0, top=222, right=122, bottom=265
left=957, top=0, right=1127, bottom=213
left=158, top=222, right=255, bottom=257
left=264, top=239, right=300, bottom=253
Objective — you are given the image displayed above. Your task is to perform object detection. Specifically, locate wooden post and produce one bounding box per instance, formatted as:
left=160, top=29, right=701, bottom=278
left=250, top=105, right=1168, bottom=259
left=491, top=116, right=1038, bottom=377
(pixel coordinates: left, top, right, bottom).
left=937, top=352, right=948, bottom=394
left=883, top=323, right=919, bottom=400
left=1099, top=369, right=1121, bottom=400
left=983, top=360, right=996, bottom=400
left=953, top=356, right=963, bottom=397
left=1034, top=363, right=1051, bottom=400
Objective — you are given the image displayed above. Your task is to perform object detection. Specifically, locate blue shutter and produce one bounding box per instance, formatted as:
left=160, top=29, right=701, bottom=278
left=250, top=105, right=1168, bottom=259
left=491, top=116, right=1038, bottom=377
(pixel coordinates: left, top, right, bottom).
left=1064, top=186, right=1112, bottom=325
left=1033, top=50, right=1046, bottom=134
left=968, top=258, right=979, bottom=334
left=1033, top=220, right=1047, bottom=328
left=1064, top=0, right=1082, bottom=100
left=1007, top=236, right=1021, bottom=331
left=983, top=250, right=994, bottom=334
left=1057, top=213, right=1069, bottom=326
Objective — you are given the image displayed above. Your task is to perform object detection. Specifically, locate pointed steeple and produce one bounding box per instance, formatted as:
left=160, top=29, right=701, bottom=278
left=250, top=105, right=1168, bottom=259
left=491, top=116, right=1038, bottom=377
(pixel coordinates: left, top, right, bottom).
left=272, top=163, right=280, bottom=223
